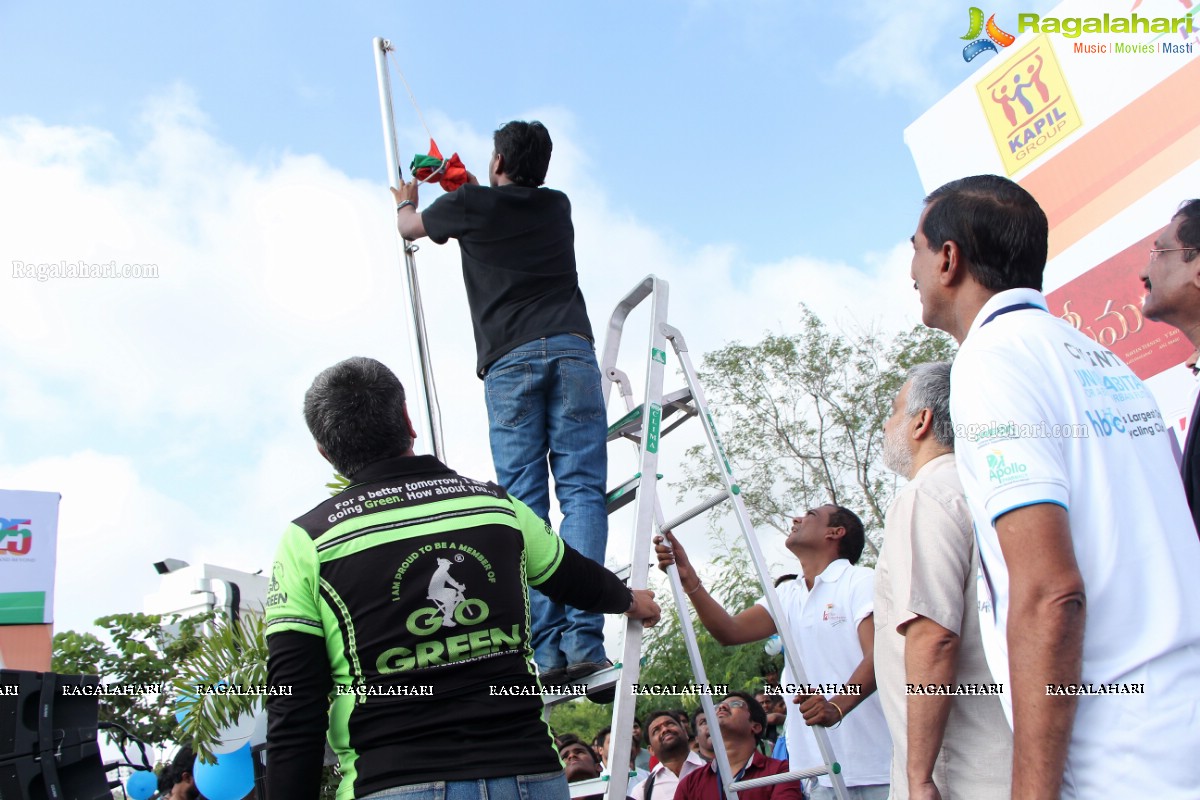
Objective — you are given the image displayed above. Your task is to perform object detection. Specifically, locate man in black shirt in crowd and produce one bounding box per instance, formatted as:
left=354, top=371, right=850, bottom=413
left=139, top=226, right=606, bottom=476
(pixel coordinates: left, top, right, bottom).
left=392, top=120, right=613, bottom=689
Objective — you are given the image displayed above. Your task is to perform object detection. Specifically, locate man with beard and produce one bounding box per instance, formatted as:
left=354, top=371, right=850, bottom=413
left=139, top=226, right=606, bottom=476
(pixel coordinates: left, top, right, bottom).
left=630, top=710, right=707, bottom=800
left=874, top=362, right=1011, bottom=800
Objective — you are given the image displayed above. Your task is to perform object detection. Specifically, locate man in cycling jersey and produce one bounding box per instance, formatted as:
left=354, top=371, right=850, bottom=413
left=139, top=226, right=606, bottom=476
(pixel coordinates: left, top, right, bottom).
left=265, top=357, right=660, bottom=800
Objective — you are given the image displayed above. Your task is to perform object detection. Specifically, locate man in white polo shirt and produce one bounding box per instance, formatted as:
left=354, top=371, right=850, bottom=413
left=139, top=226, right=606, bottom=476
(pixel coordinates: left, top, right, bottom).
left=909, top=174, right=1200, bottom=799
left=655, top=506, right=891, bottom=799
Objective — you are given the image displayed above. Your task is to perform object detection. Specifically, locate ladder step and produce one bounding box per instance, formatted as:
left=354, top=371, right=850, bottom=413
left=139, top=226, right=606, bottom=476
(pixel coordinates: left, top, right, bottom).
left=605, top=473, right=662, bottom=515
left=729, top=764, right=835, bottom=791
left=542, top=663, right=622, bottom=708
left=606, top=387, right=695, bottom=442
left=568, top=775, right=639, bottom=799
left=567, top=777, right=607, bottom=798
left=661, top=489, right=735, bottom=532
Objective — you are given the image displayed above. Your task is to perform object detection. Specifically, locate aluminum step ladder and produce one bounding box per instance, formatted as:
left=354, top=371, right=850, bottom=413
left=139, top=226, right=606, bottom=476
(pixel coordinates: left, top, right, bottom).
left=551, top=276, right=850, bottom=800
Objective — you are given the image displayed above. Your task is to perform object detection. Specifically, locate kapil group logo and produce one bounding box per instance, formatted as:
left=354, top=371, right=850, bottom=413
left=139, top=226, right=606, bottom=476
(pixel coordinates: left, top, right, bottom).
left=0, top=519, right=32, bottom=556
left=975, top=36, right=1083, bottom=175
left=962, top=7, right=1016, bottom=61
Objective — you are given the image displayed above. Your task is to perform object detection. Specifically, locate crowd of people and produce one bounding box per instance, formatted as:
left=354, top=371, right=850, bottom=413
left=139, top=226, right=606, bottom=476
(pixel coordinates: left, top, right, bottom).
left=259, top=118, right=1200, bottom=800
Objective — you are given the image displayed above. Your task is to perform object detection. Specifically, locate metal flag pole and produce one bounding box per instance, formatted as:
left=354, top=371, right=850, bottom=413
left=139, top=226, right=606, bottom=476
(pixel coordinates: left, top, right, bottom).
left=373, top=36, right=445, bottom=461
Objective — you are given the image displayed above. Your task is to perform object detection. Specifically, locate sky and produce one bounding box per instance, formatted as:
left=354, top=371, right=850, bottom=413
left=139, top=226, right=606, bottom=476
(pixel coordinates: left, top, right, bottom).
left=0, top=0, right=1107, bottom=639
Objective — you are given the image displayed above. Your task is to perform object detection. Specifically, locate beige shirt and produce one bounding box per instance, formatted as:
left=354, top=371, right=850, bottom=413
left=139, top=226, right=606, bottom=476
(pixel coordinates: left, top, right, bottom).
left=874, top=453, right=1012, bottom=800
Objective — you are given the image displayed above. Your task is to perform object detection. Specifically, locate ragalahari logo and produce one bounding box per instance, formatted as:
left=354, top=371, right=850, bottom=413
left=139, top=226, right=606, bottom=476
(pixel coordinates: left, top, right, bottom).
left=0, top=519, right=32, bottom=556
left=962, top=7, right=1016, bottom=61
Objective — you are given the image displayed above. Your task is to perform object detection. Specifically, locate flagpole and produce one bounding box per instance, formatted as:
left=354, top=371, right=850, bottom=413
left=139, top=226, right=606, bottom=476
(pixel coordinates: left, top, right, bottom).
left=373, top=37, right=446, bottom=461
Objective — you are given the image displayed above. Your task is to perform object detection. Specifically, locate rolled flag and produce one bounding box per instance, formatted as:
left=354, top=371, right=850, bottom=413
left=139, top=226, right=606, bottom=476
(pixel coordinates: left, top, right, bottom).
left=410, top=139, right=469, bottom=192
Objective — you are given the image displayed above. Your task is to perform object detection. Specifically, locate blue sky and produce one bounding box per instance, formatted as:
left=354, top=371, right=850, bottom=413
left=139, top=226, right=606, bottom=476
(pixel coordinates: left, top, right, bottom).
left=1, top=0, right=1073, bottom=636
left=0, top=0, right=1001, bottom=264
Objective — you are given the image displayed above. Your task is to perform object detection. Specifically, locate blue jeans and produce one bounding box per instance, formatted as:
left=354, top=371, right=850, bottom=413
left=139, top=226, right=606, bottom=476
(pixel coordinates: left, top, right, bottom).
left=361, top=770, right=570, bottom=800
left=484, top=334, right=609, bottom=670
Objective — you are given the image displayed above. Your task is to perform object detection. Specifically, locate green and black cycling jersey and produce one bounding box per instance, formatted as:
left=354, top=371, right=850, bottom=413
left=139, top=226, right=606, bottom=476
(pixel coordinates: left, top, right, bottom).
left=265, top=455, right=631, bottom=800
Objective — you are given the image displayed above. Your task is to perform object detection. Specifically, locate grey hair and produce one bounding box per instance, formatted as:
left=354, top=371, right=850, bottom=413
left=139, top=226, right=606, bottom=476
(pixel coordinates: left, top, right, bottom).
left=904, top=362, right=954, bottom=449
left=303, top=357, right=412, bottom=477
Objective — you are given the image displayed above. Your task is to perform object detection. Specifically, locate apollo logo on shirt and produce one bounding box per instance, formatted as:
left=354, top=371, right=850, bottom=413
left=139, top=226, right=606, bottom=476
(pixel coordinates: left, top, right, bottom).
left=986, top=451, right=1029, bottom=484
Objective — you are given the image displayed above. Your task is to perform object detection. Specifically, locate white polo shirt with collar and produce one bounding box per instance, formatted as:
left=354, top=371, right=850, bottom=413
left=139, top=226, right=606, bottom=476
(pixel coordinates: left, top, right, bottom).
left=950, top=287, right=1200, bottom=797
left=756, top=558, right=891, bottom=788
left=628, top=751, right=706, bottom=800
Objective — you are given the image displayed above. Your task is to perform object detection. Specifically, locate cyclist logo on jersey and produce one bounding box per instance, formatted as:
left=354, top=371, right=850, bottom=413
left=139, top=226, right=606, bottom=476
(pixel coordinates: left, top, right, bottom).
left=406, top=557, right=489, bottom=635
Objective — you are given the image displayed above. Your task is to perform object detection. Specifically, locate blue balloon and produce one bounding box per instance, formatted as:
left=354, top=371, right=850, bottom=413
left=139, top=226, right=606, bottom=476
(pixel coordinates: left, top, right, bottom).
left=192, top=742, right=255, bottom=800
left=126, top=770, right=157, bottom=800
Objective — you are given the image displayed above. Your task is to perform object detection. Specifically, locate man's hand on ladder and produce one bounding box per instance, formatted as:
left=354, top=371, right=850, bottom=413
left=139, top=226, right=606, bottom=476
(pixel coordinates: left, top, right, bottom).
left=654, top=531, right=701, bottom=594
left=625, top=589, right=661, bottom=627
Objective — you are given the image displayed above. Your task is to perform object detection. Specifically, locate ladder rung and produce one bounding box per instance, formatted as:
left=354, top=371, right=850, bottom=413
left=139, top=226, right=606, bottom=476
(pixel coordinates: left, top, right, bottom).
left=661, top=490, right=732, bottom=532
left=605, top=473, right=662, bottom=515
left=542, top=663, right=621, bottom=708
left=729, top=764, right=834, bottom=791
left=606, top=387, right=695, bottom=442
left=567, top=777, right=608, bottom=798
left=607, top=406, right=644, bottom=441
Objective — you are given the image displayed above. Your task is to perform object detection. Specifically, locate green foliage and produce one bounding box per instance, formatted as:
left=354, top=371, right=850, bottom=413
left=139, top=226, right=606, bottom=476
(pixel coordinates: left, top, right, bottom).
left=171, top=611, right=343, bottom=795
left=622, top=311, right=954, bottom=733
left=637, top=536, right=781, bottom=715
left=327, top=472, right=351, bottom=494
left=680, top=307, right=957, bottom=552
left=170, top=613, right=267, bottom=764
left=51, top=611, right=214, bottom=747
left=547, top=699, right=614, bottom=744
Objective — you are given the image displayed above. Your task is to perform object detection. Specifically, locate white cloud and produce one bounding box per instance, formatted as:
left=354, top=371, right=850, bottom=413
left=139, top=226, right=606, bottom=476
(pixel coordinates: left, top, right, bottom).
left=0, top=88, right=923, bottom=639
left=832, top=0, right=960, bottom=106
left=0, top=452, right=208, bottom=635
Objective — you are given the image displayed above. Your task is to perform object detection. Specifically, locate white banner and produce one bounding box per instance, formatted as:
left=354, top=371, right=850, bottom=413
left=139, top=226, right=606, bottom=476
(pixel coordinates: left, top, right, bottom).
left=0, top=489, right=61, bottom=624
left=904, top=0, right=1200, bottom=433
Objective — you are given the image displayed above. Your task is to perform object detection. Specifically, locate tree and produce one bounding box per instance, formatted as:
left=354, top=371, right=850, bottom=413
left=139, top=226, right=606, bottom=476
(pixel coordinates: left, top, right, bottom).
left=52, top=611, right=214, bottom=748
left=170, top=613, right=267, bottom=763
left=639, top=538, right=781, bottom=711
left=679, top=308, right=956, bottom=553
left=626, top=311, right=955, bottom=698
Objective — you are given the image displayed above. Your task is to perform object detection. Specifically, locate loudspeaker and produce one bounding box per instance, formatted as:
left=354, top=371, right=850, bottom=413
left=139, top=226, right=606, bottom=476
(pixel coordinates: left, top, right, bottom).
left=0, top=671, right=42, bottom=762
left=41, top=741, right=111, bottom=800
left=39, top=674, right=99, bottom=752
left=0, top=671, right=110, bottom=800
left=0, top=753, right=55, bottom=800
left=251, top=742, right=267, bottom=798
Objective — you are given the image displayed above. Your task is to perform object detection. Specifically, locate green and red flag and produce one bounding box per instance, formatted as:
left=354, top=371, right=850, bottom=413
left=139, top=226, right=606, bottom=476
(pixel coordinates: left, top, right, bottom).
left=410, top=139, right=469, bottom=192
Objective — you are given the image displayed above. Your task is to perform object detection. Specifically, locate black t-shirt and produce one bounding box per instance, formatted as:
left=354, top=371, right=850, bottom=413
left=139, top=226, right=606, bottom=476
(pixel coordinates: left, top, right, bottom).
left=421, top=184, right=594, bottom=375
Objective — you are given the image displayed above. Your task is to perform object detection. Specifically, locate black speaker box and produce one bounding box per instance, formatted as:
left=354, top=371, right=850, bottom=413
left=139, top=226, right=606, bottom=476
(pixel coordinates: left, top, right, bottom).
left=0, top=671, right=42, bottom=762
left=40, top=742, right=110, bottom=800
left=0, top=671, right=109, bottom=800
left=38, top=675, right=98, bottom=753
